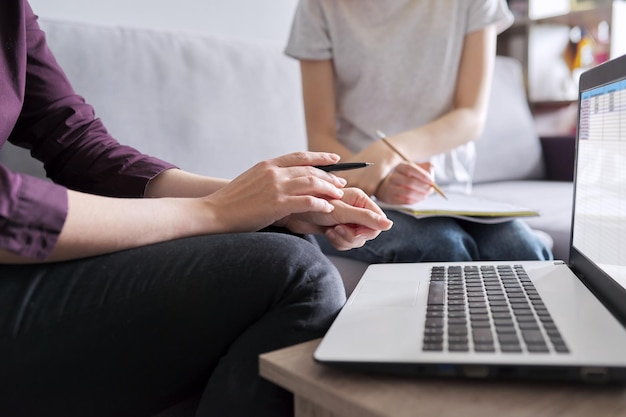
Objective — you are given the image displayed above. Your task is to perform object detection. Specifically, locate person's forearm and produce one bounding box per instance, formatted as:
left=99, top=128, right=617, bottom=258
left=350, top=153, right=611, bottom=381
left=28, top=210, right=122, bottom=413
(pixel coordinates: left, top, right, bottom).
left=0, top=189, right=211, bottom=264
left=145, top=168, right=229, bottom=198
left=391, top=107, right=485, bottom=162
left=0, top=151, right=385, bottom=264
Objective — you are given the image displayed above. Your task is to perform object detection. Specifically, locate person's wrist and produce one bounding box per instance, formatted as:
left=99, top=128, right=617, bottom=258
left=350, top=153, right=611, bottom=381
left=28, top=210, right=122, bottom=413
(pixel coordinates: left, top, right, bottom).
left=373, top=175, right=388, bottom=199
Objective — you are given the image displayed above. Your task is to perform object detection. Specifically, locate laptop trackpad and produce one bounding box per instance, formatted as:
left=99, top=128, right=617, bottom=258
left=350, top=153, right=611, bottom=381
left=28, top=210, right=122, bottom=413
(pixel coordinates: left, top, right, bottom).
left=351, top=279, right=420, bottom=308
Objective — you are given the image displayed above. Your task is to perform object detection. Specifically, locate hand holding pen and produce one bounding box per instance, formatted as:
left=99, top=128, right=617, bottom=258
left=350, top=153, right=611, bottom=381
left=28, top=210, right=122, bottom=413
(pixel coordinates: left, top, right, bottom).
left=375, top=130, right=447, bottom=200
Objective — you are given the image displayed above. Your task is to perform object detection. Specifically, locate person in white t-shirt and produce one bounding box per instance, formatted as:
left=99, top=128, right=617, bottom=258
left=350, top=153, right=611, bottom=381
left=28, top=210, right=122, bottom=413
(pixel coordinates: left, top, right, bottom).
left=285, top=0, right=553, bottom=263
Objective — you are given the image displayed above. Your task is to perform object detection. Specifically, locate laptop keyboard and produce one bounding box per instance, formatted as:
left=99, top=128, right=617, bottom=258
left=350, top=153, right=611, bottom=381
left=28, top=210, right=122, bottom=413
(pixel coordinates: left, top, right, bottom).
left=423, top=265, right=570, bottom=354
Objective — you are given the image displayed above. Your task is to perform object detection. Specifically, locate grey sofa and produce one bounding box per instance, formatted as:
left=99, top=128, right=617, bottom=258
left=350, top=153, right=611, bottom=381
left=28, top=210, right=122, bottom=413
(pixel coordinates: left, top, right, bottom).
left=1, top=18, right=574, bottom=292
left=0, top=18, right=577, bottom=417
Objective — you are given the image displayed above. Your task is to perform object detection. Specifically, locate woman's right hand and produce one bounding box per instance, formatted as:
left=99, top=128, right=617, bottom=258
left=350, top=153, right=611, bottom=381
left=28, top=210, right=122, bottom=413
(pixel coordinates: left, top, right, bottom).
left=374, top=161, right=436, bottom=205
left=199, top=151, right=350, bottom=233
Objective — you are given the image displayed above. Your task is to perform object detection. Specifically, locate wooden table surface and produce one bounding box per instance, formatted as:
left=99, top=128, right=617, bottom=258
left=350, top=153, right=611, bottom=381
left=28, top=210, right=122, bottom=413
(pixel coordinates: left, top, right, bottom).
left=260, top=338, right=626, bottom=417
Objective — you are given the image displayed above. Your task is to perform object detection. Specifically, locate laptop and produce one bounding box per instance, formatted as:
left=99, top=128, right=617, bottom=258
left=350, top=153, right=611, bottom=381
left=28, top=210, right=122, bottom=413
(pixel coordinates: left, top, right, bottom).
left=314, top=53, right=626, bottom=383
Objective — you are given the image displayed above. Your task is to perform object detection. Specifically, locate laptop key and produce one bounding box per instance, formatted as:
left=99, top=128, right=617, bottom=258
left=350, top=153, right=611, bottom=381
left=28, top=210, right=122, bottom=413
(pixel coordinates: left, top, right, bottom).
left=522, top=330, right=547, bottom=345
left=448, top=335, right=469, bottom=344
left=424, top=327, right=444, bottom=335
left=498, top=334, right=520, bottom=344
left=448, top=325, right=469, bottom=336
left=428, top=281, right=445, bottom=305
left=448, top=318, right=468, bottom=326
left=527, top=344, right=550, bottom=353
left=553, top=343, right=570, bottom=353
left=423, top=343, right=444, bottom=352
left=472, top=328, right=494, bottom=344
left=518, top=322, right=541, bottom=331
left=475, top=344, right=496, bottom=352
left=501, top=344, right=523, bottom=353
left=423, top=335, right=444, bottom=343
left=425, top=318, right=444, bottom=328
left=449, top=344, right=469, bottom=352
left=471, top=321, right=492, bottom=329
left=516, top=315, right=538, bottom=322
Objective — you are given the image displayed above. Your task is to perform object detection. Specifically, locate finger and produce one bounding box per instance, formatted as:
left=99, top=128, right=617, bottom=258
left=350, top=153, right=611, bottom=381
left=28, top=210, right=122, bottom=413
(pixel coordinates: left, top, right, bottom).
left=276, top=161, right=348, bottom=189
left=343, top=188, right=388, bottom=216
left=330, top=200, right=393, bottom=231
left=390, top=178, right=433, bottom=201
left=387, top=169, right=433, bottom=194
left=326, top=226, right=368, bottom=251
left=272, top=151, right=340, bottom=169
left=419, top=161, right=434, bottom=174
left=285, top=175, right=345, bottom=200
left=282, top=195, right=336, bottom=215
left=396, top=162, right=434, bottom=184
left=299, top=165, right=348, bottom=189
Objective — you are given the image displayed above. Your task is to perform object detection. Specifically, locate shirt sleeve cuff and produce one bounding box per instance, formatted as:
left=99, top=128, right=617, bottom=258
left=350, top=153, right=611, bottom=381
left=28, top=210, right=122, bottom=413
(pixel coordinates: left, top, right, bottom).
left=0, top=175, right=68, bottom=260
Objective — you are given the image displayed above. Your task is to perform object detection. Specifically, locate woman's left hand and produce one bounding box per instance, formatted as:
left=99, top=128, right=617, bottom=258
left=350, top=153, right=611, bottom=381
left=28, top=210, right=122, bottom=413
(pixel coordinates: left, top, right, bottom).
left=279, top=187, right=393, bottom=250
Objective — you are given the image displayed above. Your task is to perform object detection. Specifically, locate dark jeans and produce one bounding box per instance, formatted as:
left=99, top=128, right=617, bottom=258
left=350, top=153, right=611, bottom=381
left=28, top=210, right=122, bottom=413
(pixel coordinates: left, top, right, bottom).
left=318, top=210, right=553, bottom=263
left=0, top=230, right=346, bottom=417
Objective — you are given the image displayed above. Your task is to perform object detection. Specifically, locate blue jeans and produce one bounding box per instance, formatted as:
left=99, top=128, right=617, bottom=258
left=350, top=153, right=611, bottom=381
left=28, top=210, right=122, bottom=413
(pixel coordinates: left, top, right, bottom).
left=318, top=210, right=553, bottom=263
left=0, top=229, right=345, bottom=417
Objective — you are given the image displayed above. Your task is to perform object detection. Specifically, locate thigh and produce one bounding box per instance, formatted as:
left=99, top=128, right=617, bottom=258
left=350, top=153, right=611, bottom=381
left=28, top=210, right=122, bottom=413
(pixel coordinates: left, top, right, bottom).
left=0, top=231, right=344, bottom=417
left=461, top=219, right=553, bottom=261
left=317, top=211, right=479, bottom=263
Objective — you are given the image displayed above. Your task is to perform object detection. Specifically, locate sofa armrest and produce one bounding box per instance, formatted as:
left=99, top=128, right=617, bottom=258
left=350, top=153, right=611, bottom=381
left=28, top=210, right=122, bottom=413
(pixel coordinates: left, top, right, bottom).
left=540, top=135, right=576, bottom=182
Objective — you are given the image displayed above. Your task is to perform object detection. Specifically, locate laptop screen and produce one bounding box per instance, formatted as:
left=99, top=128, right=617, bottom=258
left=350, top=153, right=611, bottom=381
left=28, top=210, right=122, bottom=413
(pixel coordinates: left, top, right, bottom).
left=571, top=54, right=626, bottom=322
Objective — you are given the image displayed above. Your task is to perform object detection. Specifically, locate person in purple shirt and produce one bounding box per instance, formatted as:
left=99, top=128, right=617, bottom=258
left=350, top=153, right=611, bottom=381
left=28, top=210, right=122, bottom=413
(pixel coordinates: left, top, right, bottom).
left=0, top=1, right=393, bottom=416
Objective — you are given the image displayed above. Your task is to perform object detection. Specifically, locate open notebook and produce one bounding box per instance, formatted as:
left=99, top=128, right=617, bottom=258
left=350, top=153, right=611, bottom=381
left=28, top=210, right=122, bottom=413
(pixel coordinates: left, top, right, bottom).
left=377, top=193, right=539, bottom=224
left=314, top=53, right=626, bottom=383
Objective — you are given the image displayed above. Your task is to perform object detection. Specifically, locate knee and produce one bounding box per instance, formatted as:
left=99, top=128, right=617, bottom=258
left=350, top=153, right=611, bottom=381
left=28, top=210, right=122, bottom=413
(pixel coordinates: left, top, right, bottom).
left=381, top=216, right=477, bottom=262
left=266, top=233, right=346, bottom=313
left=477, top=223, right=554, bottom=261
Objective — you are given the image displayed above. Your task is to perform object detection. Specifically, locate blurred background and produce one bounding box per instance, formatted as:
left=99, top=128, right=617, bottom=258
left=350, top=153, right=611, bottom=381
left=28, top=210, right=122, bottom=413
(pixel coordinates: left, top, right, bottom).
left=28, top=0, right=299, bottom=43
left=29, top=0, right=626, bottom=137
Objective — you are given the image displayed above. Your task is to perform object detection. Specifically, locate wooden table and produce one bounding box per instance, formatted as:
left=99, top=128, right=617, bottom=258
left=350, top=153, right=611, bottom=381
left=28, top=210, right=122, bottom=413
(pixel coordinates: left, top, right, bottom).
left=259, top=339, right=626, bottom=417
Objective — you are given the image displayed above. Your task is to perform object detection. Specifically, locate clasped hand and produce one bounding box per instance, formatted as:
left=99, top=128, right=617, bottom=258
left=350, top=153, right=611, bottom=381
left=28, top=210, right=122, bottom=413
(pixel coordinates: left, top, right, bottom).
left=203, top=152, right=393, bottom=250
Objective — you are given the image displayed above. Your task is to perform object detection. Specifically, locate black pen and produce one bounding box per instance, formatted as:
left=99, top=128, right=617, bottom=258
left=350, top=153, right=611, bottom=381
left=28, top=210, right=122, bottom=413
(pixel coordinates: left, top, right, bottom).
left=314, top=162, right=373, bottom=172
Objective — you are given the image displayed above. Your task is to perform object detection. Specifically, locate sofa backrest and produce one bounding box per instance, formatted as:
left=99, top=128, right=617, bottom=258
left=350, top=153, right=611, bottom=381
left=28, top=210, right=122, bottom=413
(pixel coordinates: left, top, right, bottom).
left=3, top=18, right=307, bottom=180
left=473, top=56, right=546, bottom=183
left=0, top=19, right=545, bottom=184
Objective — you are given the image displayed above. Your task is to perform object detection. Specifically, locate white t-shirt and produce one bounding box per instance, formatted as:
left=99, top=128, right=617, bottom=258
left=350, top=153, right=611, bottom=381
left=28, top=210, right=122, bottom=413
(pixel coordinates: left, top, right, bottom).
left=285, top=0, right=513, bottom=192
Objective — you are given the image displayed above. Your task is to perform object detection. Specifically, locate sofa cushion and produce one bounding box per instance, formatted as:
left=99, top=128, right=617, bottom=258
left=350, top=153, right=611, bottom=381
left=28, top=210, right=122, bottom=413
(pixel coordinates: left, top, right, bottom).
left=473, top=57, right=546, bottom=184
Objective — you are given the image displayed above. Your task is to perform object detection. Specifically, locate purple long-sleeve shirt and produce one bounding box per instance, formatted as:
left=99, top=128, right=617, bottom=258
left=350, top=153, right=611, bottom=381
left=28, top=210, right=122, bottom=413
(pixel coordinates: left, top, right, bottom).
left=0, top=0, right=176, bottom=260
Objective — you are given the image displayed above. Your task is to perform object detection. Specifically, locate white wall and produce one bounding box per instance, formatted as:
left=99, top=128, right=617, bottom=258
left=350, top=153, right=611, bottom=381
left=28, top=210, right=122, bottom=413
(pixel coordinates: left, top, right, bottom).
left=611, top=1, right=626, bottom=59
left=29, top=0, right=299, bottom=43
